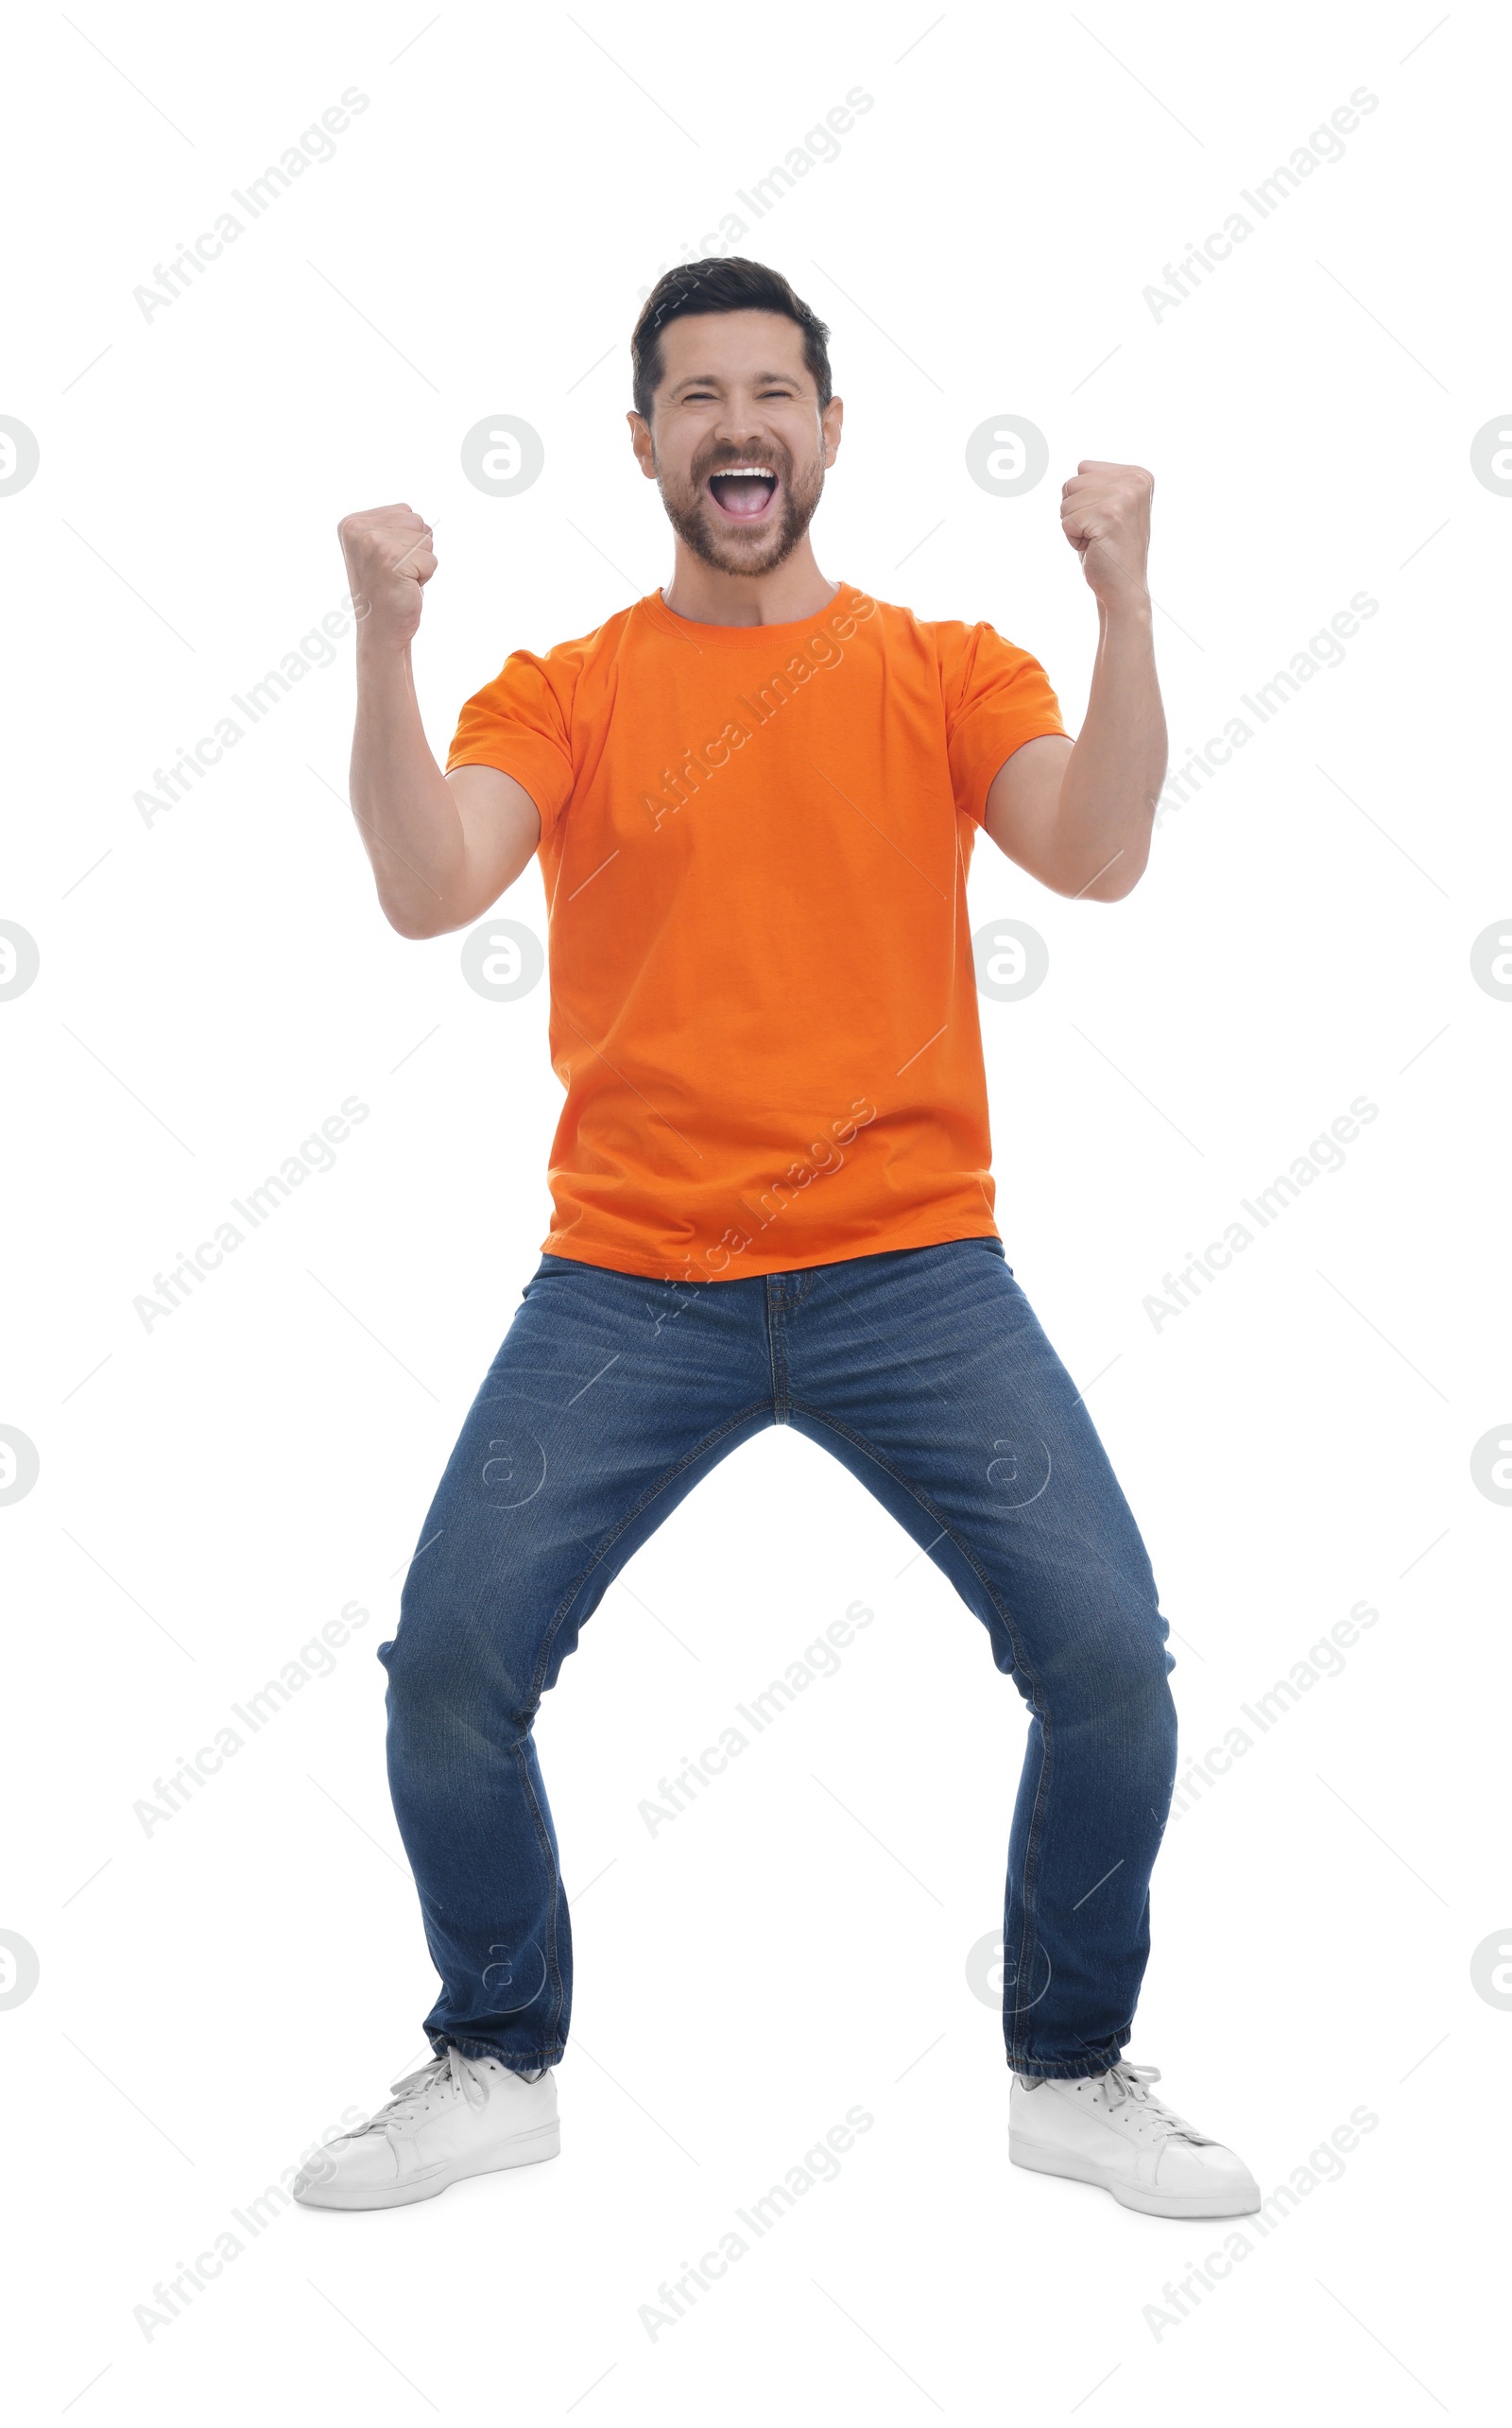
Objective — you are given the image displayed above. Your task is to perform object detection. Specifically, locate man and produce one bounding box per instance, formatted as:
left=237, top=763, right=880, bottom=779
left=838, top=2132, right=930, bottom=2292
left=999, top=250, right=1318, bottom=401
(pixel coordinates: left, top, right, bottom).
left=296, top=258, right=1258, bottom=2219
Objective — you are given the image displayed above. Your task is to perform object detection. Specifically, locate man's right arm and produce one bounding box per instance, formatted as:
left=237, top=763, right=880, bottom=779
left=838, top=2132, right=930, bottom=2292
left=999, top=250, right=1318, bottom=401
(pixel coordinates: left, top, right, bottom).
left=337, top=504, right=541, bottom=939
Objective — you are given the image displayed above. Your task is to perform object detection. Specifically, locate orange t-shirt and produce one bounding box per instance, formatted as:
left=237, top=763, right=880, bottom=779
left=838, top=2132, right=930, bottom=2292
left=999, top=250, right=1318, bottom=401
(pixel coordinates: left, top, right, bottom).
left=447, top=582, right=1067, bottom=1283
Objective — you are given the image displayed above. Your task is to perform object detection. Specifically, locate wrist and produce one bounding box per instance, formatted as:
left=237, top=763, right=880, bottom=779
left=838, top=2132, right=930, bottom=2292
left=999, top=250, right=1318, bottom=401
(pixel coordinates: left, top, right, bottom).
left=355, top=621, right=415, bottom=674
left=1096, top=585, right=1153, bottom=629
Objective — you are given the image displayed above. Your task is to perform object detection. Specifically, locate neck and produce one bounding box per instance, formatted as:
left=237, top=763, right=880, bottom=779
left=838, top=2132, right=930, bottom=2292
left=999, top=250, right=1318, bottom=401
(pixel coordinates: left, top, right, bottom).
left=659, top=535, right=839, bottom=628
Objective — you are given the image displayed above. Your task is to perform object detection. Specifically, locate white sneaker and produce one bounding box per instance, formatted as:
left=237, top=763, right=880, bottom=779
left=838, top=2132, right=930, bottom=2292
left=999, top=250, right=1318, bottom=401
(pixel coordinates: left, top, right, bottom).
left=293, top=2045, right=560, bottom=2211
left=1009, top=2061, right=1260, bottom=2218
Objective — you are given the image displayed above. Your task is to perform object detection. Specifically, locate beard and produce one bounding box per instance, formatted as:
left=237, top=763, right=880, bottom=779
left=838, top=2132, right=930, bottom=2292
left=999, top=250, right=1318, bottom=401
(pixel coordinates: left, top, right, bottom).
left=653, top=440, right=825, bottom=577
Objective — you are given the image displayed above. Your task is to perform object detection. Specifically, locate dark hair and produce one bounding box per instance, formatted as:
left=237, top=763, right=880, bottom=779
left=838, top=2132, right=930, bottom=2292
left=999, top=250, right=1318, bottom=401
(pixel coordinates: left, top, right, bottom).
left=630, top=258, right=833, bottom=422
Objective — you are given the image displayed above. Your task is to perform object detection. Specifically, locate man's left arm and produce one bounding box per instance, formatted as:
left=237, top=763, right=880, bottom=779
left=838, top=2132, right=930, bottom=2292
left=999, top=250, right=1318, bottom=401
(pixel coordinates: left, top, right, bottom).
left=984, top=459, right=1165, bottom=904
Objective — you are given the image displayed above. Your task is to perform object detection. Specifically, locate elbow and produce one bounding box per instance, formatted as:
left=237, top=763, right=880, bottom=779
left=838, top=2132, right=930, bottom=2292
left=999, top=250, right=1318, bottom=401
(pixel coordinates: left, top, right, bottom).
left=1063, top=844, right=1150, bottom=904
left=1093, top=857, right=1149, bottom=903
left=381, top=892, right=452, bottom=941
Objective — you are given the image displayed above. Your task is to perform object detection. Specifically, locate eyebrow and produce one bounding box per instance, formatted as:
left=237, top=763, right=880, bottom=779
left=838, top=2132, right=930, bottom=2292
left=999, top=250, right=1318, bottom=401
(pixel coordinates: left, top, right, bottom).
left=669, top=370, right=803, bottom=393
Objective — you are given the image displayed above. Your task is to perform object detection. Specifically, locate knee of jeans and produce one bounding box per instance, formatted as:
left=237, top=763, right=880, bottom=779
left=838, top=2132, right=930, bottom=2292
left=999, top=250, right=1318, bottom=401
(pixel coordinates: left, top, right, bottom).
left=1044, top=1609, right=1174, bottom=1714
left=379, top=1616, right=535, bottom=1740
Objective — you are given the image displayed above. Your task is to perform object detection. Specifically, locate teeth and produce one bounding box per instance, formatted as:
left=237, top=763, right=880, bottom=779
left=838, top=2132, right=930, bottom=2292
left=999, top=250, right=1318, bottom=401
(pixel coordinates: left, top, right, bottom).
left=713, top=467, right=775, bottom=478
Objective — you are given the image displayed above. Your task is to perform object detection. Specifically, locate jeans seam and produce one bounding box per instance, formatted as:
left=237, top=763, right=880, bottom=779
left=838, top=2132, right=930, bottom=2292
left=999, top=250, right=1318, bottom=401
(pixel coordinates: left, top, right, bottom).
left=784, top=1398, right=1047, bottom=1693
left=1010, top=2036, right=1130, bottom=2082
left=510, top=1734, right=566, bottom=2052
left=527, top=1402, right=772, bottom=1702
left=784, top=1397, right=1055, bottom=2060
left=433, top=1394, right=767, bottom=2061
left=438, top=2034, right=564, bottom=2066
left=765, top=1281, right=789, bottom=1422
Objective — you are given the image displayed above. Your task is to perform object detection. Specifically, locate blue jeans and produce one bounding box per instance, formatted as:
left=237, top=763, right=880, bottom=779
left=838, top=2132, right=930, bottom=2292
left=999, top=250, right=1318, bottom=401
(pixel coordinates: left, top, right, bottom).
left=378, top=1238, right=1177, bottom=2080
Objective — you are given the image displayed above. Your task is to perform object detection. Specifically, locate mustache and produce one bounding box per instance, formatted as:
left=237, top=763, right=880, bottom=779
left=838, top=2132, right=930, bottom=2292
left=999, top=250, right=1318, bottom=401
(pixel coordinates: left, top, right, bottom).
left=696, top=449, right=790, bottom=480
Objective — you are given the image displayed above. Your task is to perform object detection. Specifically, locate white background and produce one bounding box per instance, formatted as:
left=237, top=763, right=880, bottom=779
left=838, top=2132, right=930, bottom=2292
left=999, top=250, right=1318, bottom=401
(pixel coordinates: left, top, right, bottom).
left=4, top=2, right=1507, bottom=2419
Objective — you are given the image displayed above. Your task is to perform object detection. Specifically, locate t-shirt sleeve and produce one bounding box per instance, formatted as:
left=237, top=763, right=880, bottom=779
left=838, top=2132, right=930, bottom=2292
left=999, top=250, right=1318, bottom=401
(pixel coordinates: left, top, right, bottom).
left=445, top=647, right=576, bottom=845
left=939, top=621, right=1069, bottom=827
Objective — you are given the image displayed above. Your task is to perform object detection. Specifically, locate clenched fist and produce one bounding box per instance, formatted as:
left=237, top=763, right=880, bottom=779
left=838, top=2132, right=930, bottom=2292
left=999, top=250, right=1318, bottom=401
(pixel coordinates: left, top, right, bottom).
left=1059, top=460, right=1153, bottom=608
left=336, top=504, right=438, bottom=646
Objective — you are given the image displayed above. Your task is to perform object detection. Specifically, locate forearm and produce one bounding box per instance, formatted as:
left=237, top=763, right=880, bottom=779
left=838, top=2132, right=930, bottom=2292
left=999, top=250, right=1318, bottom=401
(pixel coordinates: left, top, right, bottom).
left=350, top=629, right=468, bottom=938
left=1057, top=593, right=1165, bottom=900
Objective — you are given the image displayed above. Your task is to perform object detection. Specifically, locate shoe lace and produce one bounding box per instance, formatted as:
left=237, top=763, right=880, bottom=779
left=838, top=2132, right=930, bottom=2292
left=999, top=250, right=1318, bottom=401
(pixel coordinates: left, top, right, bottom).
left=1102, top=2061, right=1213, bottom=2144
left=349, top=2044, right=490, bottom=2139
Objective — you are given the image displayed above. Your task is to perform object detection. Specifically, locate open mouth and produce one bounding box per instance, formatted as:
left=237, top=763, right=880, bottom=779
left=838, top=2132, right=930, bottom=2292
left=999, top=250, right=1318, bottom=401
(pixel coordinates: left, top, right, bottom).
left=706, top=465, right=779, bottom=522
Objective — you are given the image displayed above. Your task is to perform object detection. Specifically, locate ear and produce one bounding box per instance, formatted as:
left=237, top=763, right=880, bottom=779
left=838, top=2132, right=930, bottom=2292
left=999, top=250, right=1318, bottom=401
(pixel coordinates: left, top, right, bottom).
left=627, top=410, right=658, bottom=479
left=821, top=394, right=844, bottom=471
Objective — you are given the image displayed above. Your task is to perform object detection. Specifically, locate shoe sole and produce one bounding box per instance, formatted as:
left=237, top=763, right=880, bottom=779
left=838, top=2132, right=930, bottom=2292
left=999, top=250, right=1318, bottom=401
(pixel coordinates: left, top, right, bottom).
left=1009, top=2134, right=1261, bottom=2219
left=294, top=2120, right=561, bottom=2211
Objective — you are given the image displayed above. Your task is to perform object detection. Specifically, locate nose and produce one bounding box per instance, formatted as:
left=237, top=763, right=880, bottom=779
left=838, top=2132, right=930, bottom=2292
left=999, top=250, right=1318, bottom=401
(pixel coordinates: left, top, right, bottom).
left=708, top=422, right=777, bottom=466
left=711, top=396, right=775, bottom=439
